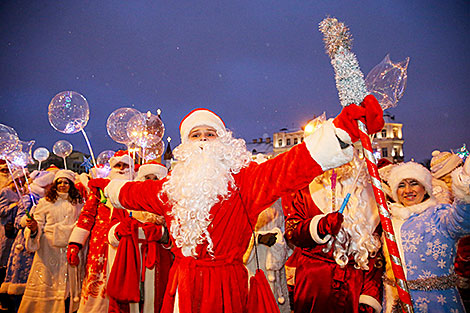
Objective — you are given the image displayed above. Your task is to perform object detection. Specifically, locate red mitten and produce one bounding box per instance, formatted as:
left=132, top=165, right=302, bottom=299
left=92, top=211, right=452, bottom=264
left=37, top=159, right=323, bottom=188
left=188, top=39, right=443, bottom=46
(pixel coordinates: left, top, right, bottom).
left=87, top=178, right=110, bottom=191
left=317, top=212, right=344, bottom=238
left=333, top=103, right=366, bottom=143
left=114, top=216, right=133, bottom=240
left=361, top=94, right=384, bottom=134
left=67, top=243, right=81, bottom=266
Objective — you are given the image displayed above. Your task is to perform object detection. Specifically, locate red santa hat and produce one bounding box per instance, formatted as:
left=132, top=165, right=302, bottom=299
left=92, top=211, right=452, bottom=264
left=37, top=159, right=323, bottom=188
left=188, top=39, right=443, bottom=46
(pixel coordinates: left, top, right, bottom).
left=109, top=150, right=134, bottom=168
left=54, top=169, right=76, bottom=183
left=388, top=162, right=433, bottom=203
left=135, top=161, right=168, bottom=181
left=179, top=108, right=226, bottom=143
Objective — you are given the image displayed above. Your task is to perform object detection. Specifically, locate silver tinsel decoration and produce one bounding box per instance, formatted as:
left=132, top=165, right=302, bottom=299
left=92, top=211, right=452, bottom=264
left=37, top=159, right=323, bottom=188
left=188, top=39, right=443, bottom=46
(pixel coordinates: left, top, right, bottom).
left=319, top=17, right=368, bottom=107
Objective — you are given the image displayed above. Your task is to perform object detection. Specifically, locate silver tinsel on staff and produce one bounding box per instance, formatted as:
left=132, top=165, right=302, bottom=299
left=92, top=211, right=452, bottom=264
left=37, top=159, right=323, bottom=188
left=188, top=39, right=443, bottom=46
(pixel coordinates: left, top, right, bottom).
left=318, top=17, right=368, bottom=107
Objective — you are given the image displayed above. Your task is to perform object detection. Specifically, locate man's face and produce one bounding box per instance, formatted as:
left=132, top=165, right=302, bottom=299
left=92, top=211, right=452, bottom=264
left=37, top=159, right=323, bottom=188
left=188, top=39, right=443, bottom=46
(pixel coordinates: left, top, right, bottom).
left=397, top=178, right=426, bottom=207
left=144, top=174, right=158, bottom=181
left=113, top=162, right=129, bottom=171
left=188, top=126, right=218, bottom=142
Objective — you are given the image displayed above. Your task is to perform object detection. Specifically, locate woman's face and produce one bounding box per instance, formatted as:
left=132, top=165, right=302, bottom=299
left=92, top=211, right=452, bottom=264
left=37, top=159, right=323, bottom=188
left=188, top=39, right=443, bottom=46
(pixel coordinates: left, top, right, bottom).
left=397, top=178, right=426, bottom=207
left=56, top=178, right=71, bottom=193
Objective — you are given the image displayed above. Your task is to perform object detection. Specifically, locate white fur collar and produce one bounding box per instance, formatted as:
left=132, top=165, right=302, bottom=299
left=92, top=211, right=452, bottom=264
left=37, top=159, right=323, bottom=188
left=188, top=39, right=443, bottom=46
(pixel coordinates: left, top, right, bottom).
left=389, top=197, right=437, bottom=220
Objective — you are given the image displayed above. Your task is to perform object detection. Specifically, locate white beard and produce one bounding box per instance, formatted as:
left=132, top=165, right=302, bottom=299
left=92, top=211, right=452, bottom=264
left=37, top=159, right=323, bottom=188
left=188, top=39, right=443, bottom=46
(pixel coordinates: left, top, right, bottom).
left=162, top=132, right=251, bottom=257
left=107, top=167, right=134, bottom=181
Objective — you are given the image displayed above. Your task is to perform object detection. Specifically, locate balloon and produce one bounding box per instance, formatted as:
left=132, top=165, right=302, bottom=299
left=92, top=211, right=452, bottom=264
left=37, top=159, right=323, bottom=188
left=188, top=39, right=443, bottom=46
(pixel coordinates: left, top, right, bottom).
left=96, top=150, right=115, bottom=167
left=365, top=54, right=410, bottom=110
left=33, top=147, right=50, bottom=162
left=0, top=123, right=19, bottom=157
left=106, top=108, right=141, bottom=144
left=53, top=140, right=73, bottom=158
left=127, top=112, right=165, bottom=149
left=48, top=91, right=90, bottom=134
left=137, top=140, right=164, bottom=162
left=303, top=112, right=326, bottom=137
left=7, top=140, right=35, bottom=167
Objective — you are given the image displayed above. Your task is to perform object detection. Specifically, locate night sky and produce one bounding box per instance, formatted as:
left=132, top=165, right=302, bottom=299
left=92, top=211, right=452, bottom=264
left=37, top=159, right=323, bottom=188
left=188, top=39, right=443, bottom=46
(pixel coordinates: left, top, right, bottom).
left=1, top=1, right=469, bottom=163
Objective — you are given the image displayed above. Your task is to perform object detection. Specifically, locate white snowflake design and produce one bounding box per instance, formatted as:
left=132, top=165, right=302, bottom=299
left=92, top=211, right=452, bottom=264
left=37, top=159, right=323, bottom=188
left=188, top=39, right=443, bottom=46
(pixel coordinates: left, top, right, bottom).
left=424, top=220, right=438, bottom=236
left=415, top=297, right=430, bottom=313
left=405, top=259, right=418, bottom=275
left=437, top=259, right=446, bottom=269
left=436, top=294, right=446, bottom=305
left=425, top=238, right=448, bottom=260
left=401, top=230, right=424, bottom=253
left=418, top=270, right=436, bottom=280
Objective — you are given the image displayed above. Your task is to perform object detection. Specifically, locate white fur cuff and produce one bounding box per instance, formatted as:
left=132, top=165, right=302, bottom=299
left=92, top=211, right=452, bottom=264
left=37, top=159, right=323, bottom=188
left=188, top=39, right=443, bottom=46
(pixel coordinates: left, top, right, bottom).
left=452, top=167, right=470, bottom=203
left=309, top=214, right=331, bottom=244
left=359, top=294, right=382, bottom=313
left=104, top=180, right=128, bottom=209
left=108, top=223, right=120, bottom=247
left=68, top=227, right=90, bottom=246
left=304, top=120, right=353, bottom=171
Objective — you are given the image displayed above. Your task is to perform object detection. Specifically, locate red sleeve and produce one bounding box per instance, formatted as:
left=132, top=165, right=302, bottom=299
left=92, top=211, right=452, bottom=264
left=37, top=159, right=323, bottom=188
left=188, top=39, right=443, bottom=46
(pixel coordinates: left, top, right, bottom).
left=285, top=187, right=323, bottom=248
left=76, top=189, right=100, bottom=231
left=360, top=253, right=384, bottom=305
left=239, top=142, right=324, bottom=219
left=118, top=179, right=167, bottom=216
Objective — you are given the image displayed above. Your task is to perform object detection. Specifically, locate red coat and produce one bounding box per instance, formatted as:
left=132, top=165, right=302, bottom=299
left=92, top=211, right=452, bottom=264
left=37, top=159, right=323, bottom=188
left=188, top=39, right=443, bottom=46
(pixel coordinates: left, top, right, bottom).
left=285, top=186, right=383, bottom=313
left=74, top=189, right=113, bottom=312
left=116, top=143, right=324, bottom=313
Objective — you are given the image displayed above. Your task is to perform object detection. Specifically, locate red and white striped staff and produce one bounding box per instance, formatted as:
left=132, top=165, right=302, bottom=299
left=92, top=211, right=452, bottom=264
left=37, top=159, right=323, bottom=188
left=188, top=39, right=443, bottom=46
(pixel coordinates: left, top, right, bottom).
left=319, top=17, right=414, bottom=313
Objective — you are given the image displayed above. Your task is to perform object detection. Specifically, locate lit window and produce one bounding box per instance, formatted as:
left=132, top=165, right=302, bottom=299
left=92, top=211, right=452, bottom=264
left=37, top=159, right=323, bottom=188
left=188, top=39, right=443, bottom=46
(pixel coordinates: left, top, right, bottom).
left=278, top=139, right=283, bottom=147
left=286, top=139, right=291, bottom=145
left=393, top=128, right=398, bottom=138
left=294, top=138, right=298, bottom=145
left=381, top=129, right=387, bottom=138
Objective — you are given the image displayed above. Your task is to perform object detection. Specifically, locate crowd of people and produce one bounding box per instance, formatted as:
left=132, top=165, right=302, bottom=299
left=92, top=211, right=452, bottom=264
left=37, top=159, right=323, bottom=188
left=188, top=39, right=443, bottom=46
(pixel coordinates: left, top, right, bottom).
left=0, top=97, right=469, bottom=313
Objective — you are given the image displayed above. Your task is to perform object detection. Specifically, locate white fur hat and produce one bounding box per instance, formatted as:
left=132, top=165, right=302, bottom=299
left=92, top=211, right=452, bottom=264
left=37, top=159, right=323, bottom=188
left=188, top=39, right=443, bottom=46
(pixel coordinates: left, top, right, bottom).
left=179, top=108, right=226, bottom=143
left=389, top=162, right=433, bottom=202
left=109, top=150, right=134, bottom=168
left=135, top=161, right=168, bottom=181
left=54, top=170, right=76, bottom=183
left=30, top=170, right=56, bottom=187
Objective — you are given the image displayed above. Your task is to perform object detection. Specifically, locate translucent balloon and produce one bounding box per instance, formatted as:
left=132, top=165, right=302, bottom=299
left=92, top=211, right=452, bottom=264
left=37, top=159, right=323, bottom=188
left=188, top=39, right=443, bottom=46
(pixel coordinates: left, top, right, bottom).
left=304, top=112, right=326, bottom=137
left=127, top=112, right=165, bottom=149
left=137, top=139, right=164, bottom=162
left=53, top=140, right=73, bottom=158
left=48, top=91, right=90, bottom=134
left=7, top=140, right=35, bottom=167
left=33, top=147, right=50, bottom=162
left=0, top=123, right=19, bottom=157
left=96, top=150, right=115, bottom=167
left=365, top=54, right=410, bottom=110
left=107, top=108, right=141, bottom=144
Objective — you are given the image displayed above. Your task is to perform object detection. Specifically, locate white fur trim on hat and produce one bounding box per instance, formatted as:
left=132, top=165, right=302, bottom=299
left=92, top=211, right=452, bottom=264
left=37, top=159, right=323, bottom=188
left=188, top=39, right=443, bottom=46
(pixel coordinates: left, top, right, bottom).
left=388, top=162, right=433, bottom=203
left=136, top=163, right=168, bottom=181
left=179, top=108, right=226, bottom=143
left=109, top=154, right=133, bottom=168
left=54, top=170, right=76, bottom=183
left=32, top=171, right=56, bottom=187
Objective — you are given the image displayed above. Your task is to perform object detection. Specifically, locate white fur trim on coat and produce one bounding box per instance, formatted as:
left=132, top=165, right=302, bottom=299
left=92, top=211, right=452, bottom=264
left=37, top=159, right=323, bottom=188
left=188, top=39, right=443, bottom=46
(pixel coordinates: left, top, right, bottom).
left=304, top=120, right=353, bottom=171
left=180, top=109, right=226, bottom=144
left=108, top=223, right=120, bottom=247
left=68, top=226, right=90, bottom=246
left=309, top=214, right=331, bottom=244
left=104, top=180, right=129, bottom=209
left=359, top=294, right=382, bottom=313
